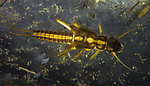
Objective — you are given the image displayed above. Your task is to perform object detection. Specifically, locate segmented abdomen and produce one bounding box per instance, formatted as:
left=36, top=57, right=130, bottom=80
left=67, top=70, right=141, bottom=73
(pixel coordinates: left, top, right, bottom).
left=32, top=30, right=73, bottom=44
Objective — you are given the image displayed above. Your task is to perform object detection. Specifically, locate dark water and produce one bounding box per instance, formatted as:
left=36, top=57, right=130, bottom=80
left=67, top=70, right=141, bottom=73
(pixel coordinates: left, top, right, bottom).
left=0, top=0, right=150, bottom=86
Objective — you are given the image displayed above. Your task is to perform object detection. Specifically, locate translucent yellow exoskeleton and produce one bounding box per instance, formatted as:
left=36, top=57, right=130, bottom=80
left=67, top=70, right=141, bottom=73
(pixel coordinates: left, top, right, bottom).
left=0, top=14, right=149, bottom=74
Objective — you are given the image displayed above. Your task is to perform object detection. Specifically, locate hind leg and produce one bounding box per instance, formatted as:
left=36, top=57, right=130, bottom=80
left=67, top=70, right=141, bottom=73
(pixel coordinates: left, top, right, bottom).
left=58, top=42, right=77, bottom=57
left=73, top=50, right=84, bottom=60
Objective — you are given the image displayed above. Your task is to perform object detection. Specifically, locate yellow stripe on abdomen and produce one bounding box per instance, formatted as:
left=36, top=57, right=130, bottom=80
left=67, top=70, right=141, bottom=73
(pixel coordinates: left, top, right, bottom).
left=32, top=30, right=73, bottom=44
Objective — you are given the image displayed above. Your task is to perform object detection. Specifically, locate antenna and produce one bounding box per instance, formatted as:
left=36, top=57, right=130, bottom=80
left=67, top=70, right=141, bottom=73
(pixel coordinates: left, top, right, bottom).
left=112, top=52, right=150, bottom=74
left=117, top=27, right=137, bottom=39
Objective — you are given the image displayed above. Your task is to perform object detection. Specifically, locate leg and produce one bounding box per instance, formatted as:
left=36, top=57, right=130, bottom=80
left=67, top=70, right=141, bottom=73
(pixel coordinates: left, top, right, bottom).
left=58, top=42, right=77, bottom=57
left=58, top=46, right=76, bottom=57
left=90, top=50, right=102, bottom=60
left=73, top=50, right=84, bottom=60
left=98, top=24, right=104, bottom=35
left=73, top=22, right=82, bottom=28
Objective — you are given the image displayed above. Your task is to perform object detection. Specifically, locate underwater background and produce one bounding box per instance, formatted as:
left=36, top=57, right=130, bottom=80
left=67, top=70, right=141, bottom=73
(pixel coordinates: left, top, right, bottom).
left=0, top=0, right=150, bottom=86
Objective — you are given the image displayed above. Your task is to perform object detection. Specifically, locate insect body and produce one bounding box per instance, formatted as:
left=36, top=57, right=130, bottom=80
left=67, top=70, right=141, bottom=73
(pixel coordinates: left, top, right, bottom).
left=1, top=15, right=146, bottom=73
